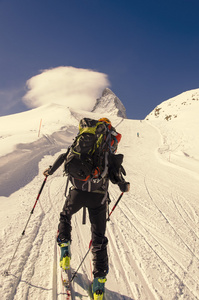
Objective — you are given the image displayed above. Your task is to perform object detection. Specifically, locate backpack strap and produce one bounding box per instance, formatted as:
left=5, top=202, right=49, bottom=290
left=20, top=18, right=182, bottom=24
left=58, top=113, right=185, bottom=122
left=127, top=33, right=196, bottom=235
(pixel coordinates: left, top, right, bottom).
left=81, top=132, right=111, bottom=191
left=92, top=151, right=109, bottom=183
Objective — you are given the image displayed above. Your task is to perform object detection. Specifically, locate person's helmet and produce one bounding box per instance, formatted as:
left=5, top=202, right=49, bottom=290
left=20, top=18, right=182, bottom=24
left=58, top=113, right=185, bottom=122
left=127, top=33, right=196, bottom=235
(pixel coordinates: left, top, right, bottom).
left=98, top=117, right=111, bottom=125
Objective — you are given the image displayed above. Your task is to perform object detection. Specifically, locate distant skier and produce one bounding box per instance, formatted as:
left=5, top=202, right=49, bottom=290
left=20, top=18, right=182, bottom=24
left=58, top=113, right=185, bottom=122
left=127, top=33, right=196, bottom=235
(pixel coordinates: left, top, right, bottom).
left=43, top=117, right=130, bottom=299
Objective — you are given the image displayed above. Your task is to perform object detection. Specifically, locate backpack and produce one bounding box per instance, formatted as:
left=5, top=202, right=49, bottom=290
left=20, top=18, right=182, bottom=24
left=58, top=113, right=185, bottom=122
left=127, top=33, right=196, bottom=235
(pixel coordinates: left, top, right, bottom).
left=64, top=118, right=111, bottom=182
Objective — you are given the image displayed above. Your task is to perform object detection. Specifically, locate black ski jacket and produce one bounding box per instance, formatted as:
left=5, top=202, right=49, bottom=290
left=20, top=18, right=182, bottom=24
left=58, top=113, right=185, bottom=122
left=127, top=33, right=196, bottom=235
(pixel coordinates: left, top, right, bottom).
left=47, top=151, right=125, bottom=193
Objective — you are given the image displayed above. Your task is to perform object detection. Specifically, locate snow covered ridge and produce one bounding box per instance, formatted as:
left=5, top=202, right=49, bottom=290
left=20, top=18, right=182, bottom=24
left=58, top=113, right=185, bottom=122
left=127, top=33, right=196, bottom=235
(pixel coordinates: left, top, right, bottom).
left=146, top=88, right=199, bottom=121
left=92, top=88, right=127, bottom=118
left=145, top=88, right=199, bottom=164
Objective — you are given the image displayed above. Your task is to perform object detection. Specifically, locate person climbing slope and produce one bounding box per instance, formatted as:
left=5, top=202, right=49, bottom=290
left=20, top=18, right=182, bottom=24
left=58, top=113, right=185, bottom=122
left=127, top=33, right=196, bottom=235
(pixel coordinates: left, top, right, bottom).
left=43, top=117, right=130, bottom=299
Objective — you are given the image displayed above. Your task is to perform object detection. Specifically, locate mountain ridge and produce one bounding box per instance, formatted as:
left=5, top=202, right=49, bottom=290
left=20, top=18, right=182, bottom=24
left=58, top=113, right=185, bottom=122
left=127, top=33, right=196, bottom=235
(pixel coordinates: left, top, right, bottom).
left=146, top=88, right=199, bottom=122
left=92, top=88, right=127, bottom=118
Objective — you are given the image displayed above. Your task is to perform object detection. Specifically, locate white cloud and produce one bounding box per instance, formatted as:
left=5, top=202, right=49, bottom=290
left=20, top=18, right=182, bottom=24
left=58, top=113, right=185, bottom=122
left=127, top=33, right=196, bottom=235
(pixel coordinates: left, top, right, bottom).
left=23, top=66, right=110, bottom=111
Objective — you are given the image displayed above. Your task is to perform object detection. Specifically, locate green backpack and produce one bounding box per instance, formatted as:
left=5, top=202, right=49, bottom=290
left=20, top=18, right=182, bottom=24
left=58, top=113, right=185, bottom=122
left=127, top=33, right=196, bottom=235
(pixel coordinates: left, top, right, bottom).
left=64, top=118, right=110, bottom=181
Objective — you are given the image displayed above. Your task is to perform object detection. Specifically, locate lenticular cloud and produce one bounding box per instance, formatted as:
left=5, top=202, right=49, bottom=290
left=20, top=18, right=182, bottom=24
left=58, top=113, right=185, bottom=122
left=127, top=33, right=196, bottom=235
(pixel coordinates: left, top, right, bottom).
left=23, top=66, right=110, bottom=111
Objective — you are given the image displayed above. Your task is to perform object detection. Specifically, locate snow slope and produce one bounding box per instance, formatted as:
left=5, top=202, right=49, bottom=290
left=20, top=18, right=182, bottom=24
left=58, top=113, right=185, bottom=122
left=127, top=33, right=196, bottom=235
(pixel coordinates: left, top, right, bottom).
left=0, top=89, right=199, bottom=300
left=146, top=88, right=199, bottom=172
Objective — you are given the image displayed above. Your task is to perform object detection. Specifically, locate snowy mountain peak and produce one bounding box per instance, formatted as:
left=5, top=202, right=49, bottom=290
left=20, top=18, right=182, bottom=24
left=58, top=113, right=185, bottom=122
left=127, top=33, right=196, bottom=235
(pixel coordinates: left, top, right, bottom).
left=92, top=88, right=127, bottom=118
left=102, top=87, right=116, bottom=97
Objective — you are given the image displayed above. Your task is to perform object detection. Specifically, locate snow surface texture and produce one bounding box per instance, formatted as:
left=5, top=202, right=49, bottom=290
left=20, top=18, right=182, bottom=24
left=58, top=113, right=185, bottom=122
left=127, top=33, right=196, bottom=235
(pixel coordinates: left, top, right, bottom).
left=0, top=88, right=199, bottom=300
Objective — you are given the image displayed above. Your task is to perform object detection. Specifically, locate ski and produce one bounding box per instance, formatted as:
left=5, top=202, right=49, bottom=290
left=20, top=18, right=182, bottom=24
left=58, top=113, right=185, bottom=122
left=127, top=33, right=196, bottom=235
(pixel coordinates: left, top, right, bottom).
left=61, top=268, right=72, bottom=300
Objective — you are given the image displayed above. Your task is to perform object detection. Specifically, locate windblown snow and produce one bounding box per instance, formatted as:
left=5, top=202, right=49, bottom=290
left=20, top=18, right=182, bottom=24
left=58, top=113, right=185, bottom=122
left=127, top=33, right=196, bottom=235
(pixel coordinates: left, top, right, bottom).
left=0, top=88, right=199, bottom=300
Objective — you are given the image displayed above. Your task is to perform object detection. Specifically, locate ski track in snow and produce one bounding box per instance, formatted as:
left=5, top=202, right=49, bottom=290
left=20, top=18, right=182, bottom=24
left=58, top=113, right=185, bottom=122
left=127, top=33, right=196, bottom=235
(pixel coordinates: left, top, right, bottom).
left=0, top=117, right=199, bottom=300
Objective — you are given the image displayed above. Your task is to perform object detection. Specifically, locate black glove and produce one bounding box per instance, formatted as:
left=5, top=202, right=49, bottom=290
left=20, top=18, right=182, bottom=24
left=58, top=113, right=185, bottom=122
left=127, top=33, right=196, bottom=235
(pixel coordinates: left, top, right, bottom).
left=118, top=181, right=130, bottom=193
left=109, top=166, right=126, bottom=184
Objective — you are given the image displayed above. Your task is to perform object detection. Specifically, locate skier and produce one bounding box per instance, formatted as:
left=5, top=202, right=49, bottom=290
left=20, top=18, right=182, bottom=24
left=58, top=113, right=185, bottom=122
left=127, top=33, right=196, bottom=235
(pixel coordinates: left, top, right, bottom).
left=43, top=117, right=130, bottom=299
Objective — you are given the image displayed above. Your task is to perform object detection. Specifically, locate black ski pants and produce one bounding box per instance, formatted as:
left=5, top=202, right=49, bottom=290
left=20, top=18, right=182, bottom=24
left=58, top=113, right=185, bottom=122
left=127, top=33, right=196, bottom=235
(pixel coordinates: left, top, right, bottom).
left=58, top=188, right=108, bottom=278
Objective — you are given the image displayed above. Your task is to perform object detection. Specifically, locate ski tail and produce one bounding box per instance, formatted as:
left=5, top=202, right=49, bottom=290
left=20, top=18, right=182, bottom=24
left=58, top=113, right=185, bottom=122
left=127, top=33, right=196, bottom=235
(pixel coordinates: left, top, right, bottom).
left=61, top=268, right=72, bottom=299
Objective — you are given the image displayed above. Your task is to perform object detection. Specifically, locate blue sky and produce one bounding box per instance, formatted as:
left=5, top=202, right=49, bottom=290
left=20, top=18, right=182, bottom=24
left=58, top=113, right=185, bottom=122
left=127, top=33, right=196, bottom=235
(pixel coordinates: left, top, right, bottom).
left=0, top=0, right=199, bottom=119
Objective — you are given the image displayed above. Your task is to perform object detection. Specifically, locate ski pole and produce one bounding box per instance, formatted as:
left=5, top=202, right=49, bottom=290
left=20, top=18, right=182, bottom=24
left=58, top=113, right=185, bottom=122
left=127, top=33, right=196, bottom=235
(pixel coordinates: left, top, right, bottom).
left=107, top=192, right=123, bottom=220
left=70, top=192, right=124, bottom=282
left=4, top=176, right=48, bottom=276
left=70, top=239, right=92, bottom=282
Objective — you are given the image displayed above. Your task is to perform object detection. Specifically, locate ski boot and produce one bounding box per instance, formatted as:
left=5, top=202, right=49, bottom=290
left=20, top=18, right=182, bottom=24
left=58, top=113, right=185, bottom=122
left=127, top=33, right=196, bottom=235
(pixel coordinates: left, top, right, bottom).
left=59, top=241, right=71, bottom=270
left=92, top=277, right=107, bottom=300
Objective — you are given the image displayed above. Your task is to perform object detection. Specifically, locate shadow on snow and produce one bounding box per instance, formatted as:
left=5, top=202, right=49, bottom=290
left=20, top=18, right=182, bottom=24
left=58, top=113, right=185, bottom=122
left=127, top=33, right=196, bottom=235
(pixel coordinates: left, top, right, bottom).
left=74, top=271, right=134, bottom=300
